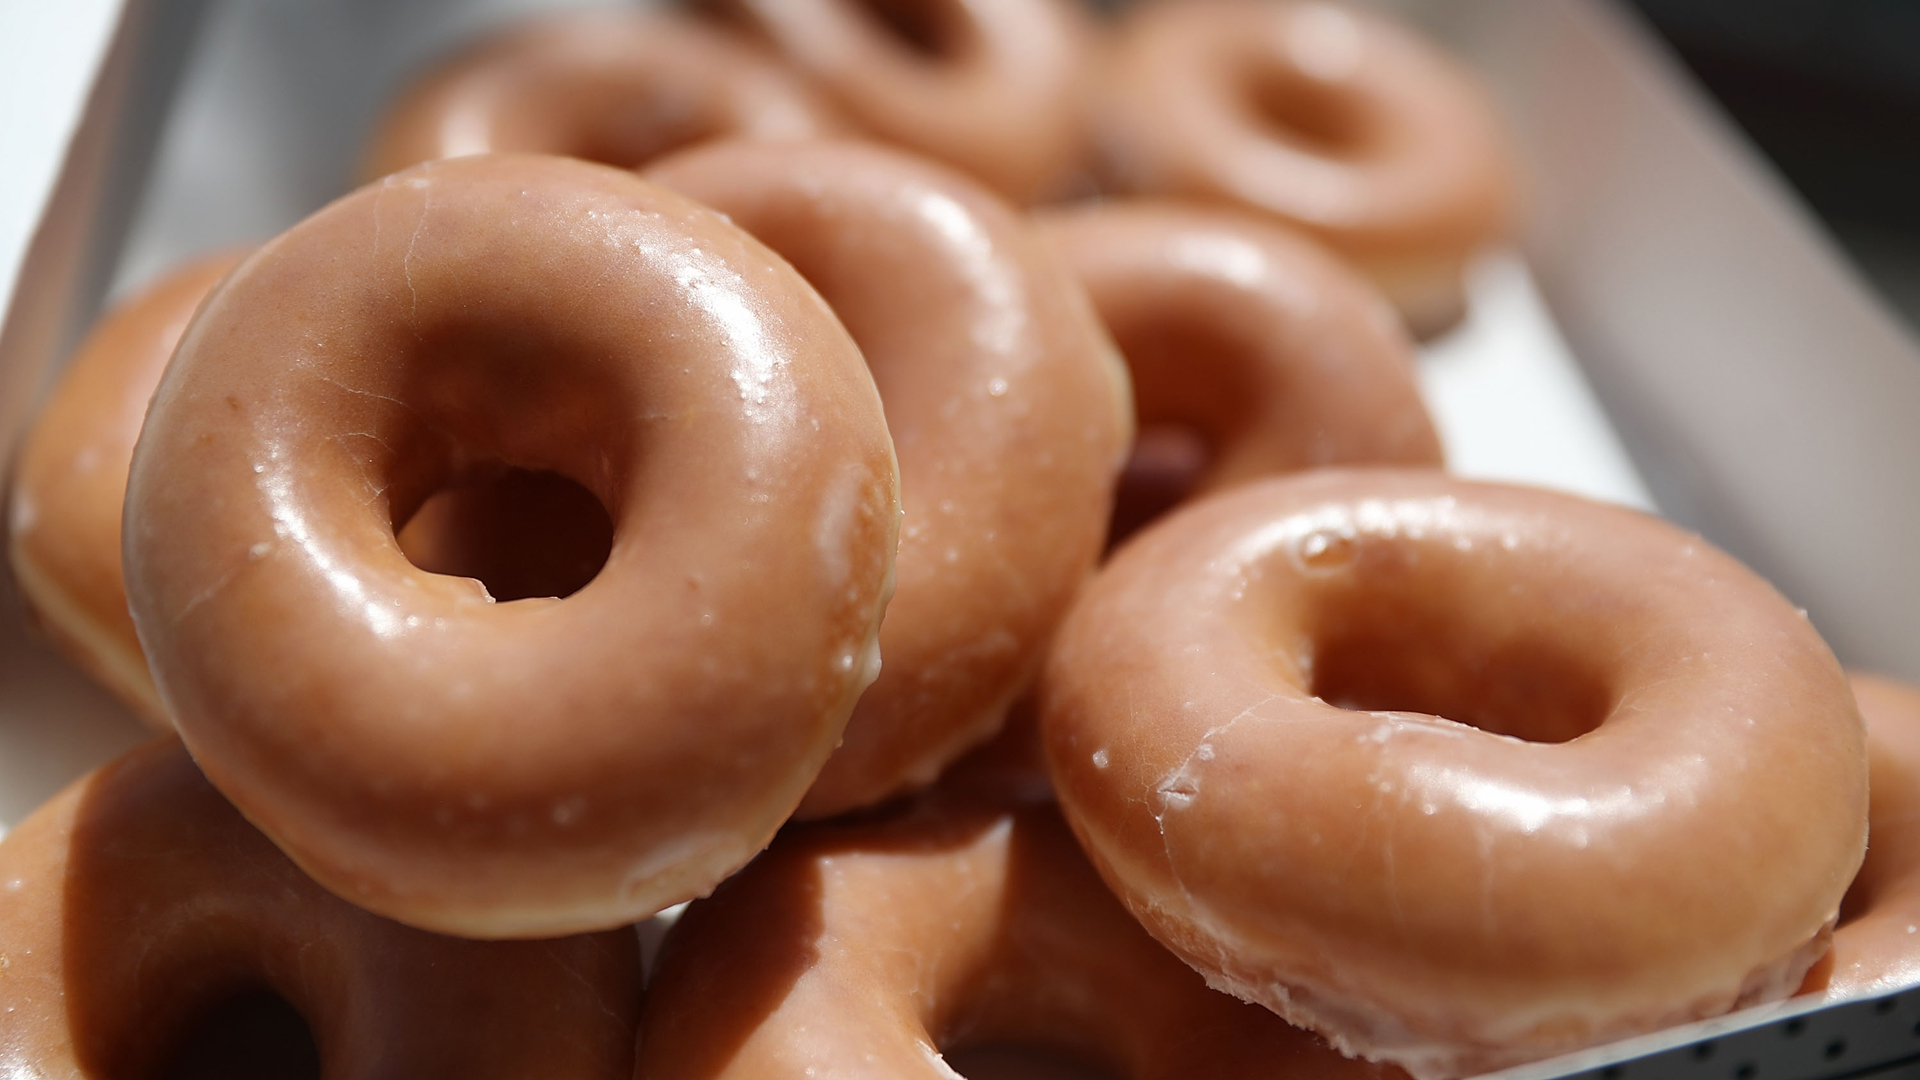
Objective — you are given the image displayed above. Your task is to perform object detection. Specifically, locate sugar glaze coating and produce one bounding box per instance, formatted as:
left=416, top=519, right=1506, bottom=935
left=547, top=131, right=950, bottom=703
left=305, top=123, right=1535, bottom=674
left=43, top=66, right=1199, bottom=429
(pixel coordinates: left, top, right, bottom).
left=714, top=0, right=1096, bottom=203
left=122, top=154, right=901, bottom=937
left=1036, top=201, right=1442, bottom=544
left=649, top=140, right=1130, bottom=819
left=1804, top=674, right=1920, bottom=1001
left=1040, top=470, right=1867, bottom=1078
left=1093, top=0, right=1515, bottom=336
left=363, top=10, right=844, bottom=180
left=640, top=797, right=1402, bottom=1080
left=0, top=738, right=642, bottom=1079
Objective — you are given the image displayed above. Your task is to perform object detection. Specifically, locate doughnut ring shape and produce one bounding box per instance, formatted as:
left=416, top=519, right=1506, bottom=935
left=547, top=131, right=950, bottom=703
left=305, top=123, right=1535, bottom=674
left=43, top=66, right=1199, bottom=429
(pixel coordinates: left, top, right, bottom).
left=648, top=140, right=1130, bottom=819
left=362, top=10, right=845, bottom=180
left=1035, top=201, right=1441, bottom=545
left=0, top=738, right=642, bottom=1079
left=1804, top=674, right=1920, bottom=1001
left=1094, top=0, right=1515, bottom=336
left=1040, top=469, right=1867, bottom=1079
left=638, top=798, right=1399, bottom=1080
left=8, top=251, right=242, bottom=728
left=122, top=154, right=901, bottom=938
left=714, top=0, right=1096, bottom=203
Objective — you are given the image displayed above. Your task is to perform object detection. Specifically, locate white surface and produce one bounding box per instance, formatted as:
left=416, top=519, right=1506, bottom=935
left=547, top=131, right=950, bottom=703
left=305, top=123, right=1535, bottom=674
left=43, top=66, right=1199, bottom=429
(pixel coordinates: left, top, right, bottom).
left=0, top=0, right=124, bottom=324
left=1418, top=253, right=1655, bottom=511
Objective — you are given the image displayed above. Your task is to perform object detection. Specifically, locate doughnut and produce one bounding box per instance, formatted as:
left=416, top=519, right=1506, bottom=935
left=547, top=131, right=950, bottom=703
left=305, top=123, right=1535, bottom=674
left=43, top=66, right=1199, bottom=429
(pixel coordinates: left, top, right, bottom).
left=1039, top=469, right=1868, bottom=1078
left=0, top=738, right=642, bottom=1078
left=362, top=10, right=845, bottom=180
left=1093, top=0, right=1516, bottom=336
left=1802, top=673, right=1920, bottom=1001
left=646, top=139, right=1130, bottom=819
left=7, top=252, right=606, bottom=724
left=638, top=796, right=1402, bottom=1080
left=1034, top=201, right=1442, bottom=546
left=120, top=154, right=902, bottom=937
left=8, top=252, right=242, bottom=728
left=711, top=0, right=1096, bottom=204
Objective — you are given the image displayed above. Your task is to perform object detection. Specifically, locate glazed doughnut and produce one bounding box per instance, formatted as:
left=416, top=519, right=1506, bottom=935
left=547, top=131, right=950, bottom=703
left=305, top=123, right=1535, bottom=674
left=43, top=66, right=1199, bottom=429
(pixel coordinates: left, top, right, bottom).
left=712, top=0, right=1096, bottom=204
left=1035, top=201, right=1442, bottom=545
left=647, top=140, right=1129, bottom=819
left=638, top=797, right=1402, bottom=1080
left=0, top=738, right=641, bottom=1078
left=1802, top=674, right=1920, bottom=1001
left=362, top=10, right=845, bottom=180
left=1039, top=469, right=1867, bottom=1078
left=121, top=154, right=901, bottom=937
left=8, top=252, right=241, bottom=728
left=6, top=253, right=606, bottom=724
left=1093, top=0, right=1515, bottom=336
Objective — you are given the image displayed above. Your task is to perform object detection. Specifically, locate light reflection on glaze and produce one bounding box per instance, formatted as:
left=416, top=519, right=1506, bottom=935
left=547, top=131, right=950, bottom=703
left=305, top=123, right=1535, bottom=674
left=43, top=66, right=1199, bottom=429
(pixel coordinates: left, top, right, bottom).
left=257, top=441, right=405, bottom=638
left=1216, top=495, right=1473, bottom=582
left=1402, top=760, right=1673, bottom=848
left=1164, top=231, right=1269, bottom=291
left=435, top=102, right=497, bottom=161
left=671, top=258, right=791, bottom=425
left=605, top=220, right=794, bottom=427
left=913, top=187, right=1026, bottom=358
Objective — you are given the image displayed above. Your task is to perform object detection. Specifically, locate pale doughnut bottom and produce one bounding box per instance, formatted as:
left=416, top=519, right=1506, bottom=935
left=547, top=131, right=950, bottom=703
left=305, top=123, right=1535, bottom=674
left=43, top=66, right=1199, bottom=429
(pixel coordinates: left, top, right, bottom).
left=8, top=539, right=167, bottom=730
left=1142, top=890, right=1835, bottom=1080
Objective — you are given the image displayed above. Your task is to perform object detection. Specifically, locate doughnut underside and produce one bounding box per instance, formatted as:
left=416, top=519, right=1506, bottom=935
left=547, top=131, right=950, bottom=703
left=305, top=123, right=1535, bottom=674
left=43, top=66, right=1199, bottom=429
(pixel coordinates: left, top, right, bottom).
left=7, top=251, right=244, bottom=729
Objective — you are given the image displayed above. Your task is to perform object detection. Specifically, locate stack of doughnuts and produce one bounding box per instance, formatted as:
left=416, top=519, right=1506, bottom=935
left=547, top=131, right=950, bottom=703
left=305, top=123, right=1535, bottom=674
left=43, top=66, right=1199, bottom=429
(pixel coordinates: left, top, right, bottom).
left=1, top=2, right=1899, bottom=1079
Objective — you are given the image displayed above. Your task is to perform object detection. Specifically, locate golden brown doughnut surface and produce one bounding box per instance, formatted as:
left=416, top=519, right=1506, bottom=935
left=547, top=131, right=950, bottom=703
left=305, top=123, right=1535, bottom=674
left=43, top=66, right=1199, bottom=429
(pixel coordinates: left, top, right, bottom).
left=122, top=154, right=900, bottom=938
left=1094, top=0, right=1515, bottom=335
left=1035, top=201, right=1441, bottom=544
left=714, top=0, right=1097, bottom=203
left=7, top=251, right=243, bottom=728
left=0, top=738, right=641, bottom=1079
left=1040, top=470, right=1867, bottom=1078
left=363, top=10, right=845, bottom=179
left=648, top=140, right=1129, bottom=819
left=639, top=797, right=1402, bottom=1080
left=1803, top=674, right=1920, bottom=1001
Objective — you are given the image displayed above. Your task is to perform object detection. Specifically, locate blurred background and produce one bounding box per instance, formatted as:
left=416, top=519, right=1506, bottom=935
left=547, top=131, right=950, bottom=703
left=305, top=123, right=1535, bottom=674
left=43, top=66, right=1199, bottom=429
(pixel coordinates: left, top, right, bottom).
left=1629, top=0, right=1920, bottom=332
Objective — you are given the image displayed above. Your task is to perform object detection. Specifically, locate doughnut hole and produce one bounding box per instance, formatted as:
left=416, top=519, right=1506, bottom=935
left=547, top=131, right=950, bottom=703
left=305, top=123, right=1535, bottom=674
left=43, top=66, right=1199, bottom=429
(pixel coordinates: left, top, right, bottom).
left=944, top=1042, right=1123, bottom=1080
left=1302, top=539, right=1614, bottom=744
left=157, top=988, right=320, bottom=1080
left=572, top=117, right=728, bottom=172
left=1101, top=313, right=1260, bottom=550
left=1107, top=424, right=1211, bottom=551
left=1243, top=65, right=1372, bottom=158
left=855, top=0, right=964, bottom=59
left=396, top=465, right=614, bottom=602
